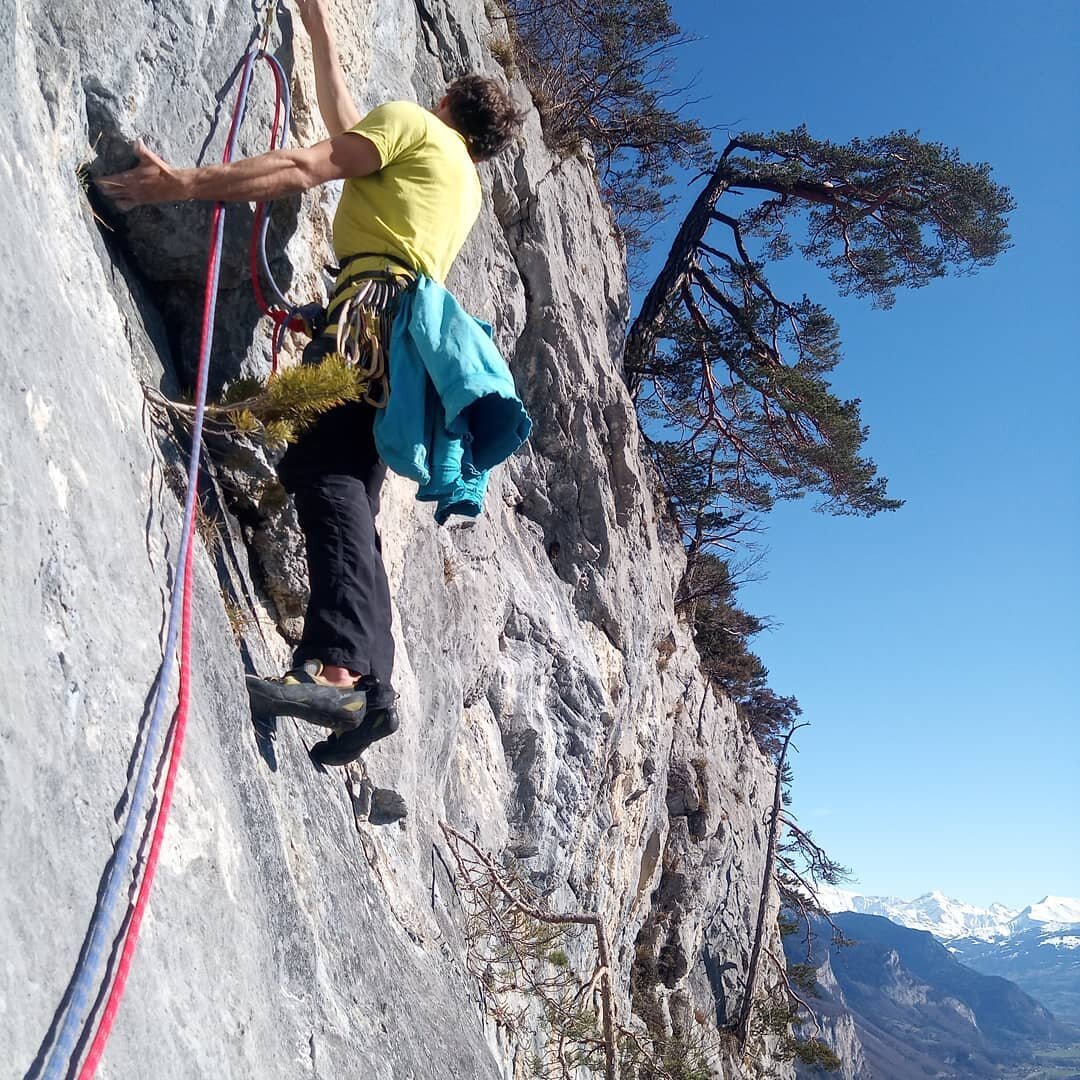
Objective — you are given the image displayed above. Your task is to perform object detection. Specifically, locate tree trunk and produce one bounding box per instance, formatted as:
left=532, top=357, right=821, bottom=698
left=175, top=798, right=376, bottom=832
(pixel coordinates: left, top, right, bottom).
left=624, top=166, right=730, bottom=394
left=736, top=727, right=796, bottom=1045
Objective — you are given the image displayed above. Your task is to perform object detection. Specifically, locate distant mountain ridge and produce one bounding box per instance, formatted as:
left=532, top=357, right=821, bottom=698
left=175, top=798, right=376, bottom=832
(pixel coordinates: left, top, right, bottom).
left=816, top=886, right=1023, bottom=941
left=817, top=888, right=1080, bottom=1023
left=784, top=911, right=1079, bottom=1079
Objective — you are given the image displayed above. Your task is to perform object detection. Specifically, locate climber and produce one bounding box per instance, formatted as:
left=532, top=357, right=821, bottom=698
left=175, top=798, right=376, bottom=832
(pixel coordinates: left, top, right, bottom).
left=97, top=0, right=525, bottom=765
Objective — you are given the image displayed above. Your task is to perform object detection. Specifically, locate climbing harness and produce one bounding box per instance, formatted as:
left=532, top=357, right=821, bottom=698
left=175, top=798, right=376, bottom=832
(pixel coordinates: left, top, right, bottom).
left=330, top=271, right=409, bottom=407
left=35, top=11, right=300, bottom=1080
left=308, top=251, right=416, bottom=405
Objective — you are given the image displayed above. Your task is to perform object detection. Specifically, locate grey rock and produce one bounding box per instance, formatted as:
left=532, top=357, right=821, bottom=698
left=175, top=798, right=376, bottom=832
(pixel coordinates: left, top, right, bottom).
left=667, top=758, right=703, bottom=818
left=1, top=0, right=794, bottom=1077
left=369, top=787, right=409, bottom=826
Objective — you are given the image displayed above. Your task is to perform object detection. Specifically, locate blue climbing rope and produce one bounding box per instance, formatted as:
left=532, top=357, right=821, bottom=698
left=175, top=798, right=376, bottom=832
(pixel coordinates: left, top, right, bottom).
left=38, top=40, right=263, bottom=1080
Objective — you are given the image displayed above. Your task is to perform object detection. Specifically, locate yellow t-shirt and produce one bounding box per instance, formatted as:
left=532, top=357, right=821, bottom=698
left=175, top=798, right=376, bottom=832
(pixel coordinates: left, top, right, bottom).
left=332, top=101, right=482, bottom=284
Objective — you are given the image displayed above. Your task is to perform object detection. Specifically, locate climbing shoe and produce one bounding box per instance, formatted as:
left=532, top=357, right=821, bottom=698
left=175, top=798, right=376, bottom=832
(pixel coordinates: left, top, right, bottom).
left=245, top=660, right=371, bottom=730
left=309, top=702, right=400, bottom=767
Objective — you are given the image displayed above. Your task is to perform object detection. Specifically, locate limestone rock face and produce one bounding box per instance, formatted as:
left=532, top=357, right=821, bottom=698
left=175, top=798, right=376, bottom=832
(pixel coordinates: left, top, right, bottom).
left=798, top=953, right=869, bottom=1080
left=1, top=1, right=792, bottom=1077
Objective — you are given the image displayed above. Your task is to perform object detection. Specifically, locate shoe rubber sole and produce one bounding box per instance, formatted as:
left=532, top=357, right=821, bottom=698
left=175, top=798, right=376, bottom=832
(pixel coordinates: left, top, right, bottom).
left=310, top=706, right=400, bottom=766
left=245, top=674, right=368, bottom=730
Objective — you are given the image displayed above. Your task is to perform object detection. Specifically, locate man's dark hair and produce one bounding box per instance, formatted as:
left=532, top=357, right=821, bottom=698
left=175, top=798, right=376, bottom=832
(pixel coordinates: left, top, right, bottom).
left=444, top=76, right=525, bottom=162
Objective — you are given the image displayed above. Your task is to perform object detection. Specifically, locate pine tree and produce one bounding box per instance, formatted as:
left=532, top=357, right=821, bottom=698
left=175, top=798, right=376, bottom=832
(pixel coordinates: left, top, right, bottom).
left=492, top=0, right=712, bottom=253
left=147, top=354, right=364, bottom=449
left=627, top=127, right=1014, bottom=526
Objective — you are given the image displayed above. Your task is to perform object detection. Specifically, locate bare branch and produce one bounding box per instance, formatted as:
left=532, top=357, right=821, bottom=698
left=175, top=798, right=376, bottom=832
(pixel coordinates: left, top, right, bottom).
left=737, top=722, right=808, bottom=1045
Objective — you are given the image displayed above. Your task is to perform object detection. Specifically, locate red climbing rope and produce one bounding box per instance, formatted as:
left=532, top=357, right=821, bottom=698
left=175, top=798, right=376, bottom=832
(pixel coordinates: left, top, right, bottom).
left=75, top=46, right=259, bottom=1080
left=76, top=448, right=202, bottom=1080
left=42, top=24, right=311, bottom=1078
left=247, top=50, right=309, bottom=372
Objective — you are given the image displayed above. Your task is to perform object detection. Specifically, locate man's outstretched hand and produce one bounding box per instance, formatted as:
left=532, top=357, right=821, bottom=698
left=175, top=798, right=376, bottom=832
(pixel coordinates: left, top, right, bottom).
left=293, top=0, right=329, bottom=33
left=291, top=0, right=360, bottom=134
left=96, top=140, right=189, bottom=209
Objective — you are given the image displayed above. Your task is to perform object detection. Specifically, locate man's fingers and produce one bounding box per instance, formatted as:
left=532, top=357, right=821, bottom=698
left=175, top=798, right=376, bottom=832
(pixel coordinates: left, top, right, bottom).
left=95, top=175, right=130, bottom=194
left=93, top=139, right=181, bottom=207
left=92, top=181, right=133, bottom=211
left=133, top=138, right=168, bottom=170
left=94, top=173, right=137, bottom=209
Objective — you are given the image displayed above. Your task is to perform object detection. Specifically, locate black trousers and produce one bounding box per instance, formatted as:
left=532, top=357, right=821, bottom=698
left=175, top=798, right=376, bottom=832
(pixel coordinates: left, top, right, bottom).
left=277, top=397, right=395, bottom=696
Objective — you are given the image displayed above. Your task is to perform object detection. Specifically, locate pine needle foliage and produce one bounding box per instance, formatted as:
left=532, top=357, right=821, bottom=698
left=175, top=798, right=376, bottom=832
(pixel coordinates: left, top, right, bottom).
left=791, top=1037, right=842, bottom=1072
left=677, top=550, right=801, bottom=755
left=750, top=1002, right=841, bottom=1073
left=228, top=408, right=261, bottom=434
left=786, top=963, right=821, bottom=998
left=261, top=419, right=298, bottom=448
left=628, top=127, right=1013, bottom=523
left=220, top=377, right=265, bottom=405
left=729, top=127, right=1014, bottom=305
left=147, top=355, right=364, bottom=450
left=257, top=355, right=363, bottom=424
left=491, top=0, right=711, bottom=253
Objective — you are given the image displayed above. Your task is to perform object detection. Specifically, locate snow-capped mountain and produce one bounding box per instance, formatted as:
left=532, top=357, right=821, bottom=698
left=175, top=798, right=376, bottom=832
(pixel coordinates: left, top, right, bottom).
left=817, top=889, right=1080, bottom=1022
left=1012, top=896, right=1080, bottom=932
left=815, top=886, right=1021, bottom=941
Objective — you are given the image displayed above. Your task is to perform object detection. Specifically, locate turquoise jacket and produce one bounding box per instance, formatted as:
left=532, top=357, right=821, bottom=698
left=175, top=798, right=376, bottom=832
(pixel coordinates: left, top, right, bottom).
left=374, top=275, right=532, bottom=523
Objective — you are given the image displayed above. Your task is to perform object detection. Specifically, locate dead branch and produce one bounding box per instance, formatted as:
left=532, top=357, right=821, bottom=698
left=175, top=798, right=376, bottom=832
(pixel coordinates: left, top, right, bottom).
left=440, top=822, right=617, bottom=1080
left=765, top=950, right=821, bottom=1035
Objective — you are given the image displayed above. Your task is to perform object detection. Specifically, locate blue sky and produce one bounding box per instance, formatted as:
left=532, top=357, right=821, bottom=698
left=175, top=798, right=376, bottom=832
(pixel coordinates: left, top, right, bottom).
left=643, top=0, right=1080, bottom=908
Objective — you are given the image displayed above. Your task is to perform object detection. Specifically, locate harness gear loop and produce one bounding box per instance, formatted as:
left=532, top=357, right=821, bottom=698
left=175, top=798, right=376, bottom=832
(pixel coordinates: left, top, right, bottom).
left=327, top=270, right=408, bottom=408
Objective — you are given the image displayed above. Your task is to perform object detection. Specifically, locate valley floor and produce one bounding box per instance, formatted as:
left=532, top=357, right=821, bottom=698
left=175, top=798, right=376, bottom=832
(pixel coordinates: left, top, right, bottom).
left=1015, top=1043, right=1080, bottom=1080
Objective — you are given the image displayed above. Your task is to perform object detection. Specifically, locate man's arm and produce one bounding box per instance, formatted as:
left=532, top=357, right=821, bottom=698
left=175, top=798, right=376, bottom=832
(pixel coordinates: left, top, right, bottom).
left=96, top=133, right=381, bottom=209
left=296, top=0, right=361, bottom=136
